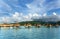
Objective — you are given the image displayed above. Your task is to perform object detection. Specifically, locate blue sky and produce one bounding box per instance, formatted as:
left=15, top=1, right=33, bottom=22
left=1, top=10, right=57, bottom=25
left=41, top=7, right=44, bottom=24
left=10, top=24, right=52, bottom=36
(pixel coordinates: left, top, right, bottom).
left=0, top=0, right=60, bottom=23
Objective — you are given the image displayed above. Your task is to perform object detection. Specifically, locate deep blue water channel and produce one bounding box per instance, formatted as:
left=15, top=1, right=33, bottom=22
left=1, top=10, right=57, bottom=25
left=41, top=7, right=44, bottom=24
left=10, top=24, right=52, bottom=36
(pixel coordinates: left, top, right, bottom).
left=0, top=26, right=60, bottom=39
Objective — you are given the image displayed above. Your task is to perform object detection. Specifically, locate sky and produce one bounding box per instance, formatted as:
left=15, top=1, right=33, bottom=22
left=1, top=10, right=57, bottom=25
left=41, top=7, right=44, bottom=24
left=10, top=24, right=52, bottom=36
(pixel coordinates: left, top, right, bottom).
left=0, top=0, right=60, bottom=23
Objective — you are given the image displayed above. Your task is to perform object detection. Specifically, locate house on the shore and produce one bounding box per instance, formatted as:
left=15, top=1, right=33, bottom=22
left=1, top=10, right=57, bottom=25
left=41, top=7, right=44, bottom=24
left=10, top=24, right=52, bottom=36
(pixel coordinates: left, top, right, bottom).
left=0, top=23, right=20, bottom=27
left=0, top=24, right=13, bottom=27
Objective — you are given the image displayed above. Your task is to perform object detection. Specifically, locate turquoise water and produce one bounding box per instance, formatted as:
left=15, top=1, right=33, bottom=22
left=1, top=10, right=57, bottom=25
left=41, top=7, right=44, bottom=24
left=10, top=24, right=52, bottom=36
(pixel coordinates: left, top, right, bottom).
left=0, top=26, right=60, bottom=39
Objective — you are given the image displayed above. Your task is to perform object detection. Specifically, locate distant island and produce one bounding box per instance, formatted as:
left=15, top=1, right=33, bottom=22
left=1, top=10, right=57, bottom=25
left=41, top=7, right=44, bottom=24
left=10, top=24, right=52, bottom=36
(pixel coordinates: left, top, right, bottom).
left=19, top=21, right=60, bottom=26
left=0, top=21, right=60, bottom=27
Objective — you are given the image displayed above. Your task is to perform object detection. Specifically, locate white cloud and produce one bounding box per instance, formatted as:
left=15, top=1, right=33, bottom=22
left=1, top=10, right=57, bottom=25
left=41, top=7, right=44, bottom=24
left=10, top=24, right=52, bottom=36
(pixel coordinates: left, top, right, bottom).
left=0, top=0, right=13, bottom=13
left=12, top=12, right=20, bottom=18
left=26, top=0, right=46, bottom=14
left=26, top=4, right=32, bottom=9
left=33, top=13, right=39, bottom=16
left=26, top=0, right=60, bottom=15
left=0, top=12, right=59, bottom=23
left=0, top=0, right=60, bottom=23
left=53, top=12, right=57, bottom=15
left=43, top=13, right=47, bottom=16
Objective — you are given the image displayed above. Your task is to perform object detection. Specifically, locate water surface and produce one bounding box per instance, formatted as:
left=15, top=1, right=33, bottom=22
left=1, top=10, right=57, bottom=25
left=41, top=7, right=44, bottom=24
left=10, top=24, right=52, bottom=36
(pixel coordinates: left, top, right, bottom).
left=0, top=26, right=60, bottom=39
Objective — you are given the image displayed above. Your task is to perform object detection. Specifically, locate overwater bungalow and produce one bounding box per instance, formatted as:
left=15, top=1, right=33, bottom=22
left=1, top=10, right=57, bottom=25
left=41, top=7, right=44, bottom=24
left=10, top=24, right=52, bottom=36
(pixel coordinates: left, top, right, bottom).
left=36, top=24, right=41, bottom=27
left=13, top=23, right=20, bottom=27
left=54, top=24, right=59, bottom=27
left=27, top=23, right=32, bottom=26
left=24, top=23, right=32, bottom=28
left=24, top=24, right=27, bottom=26
left=34, top=24, right=41, bottom=27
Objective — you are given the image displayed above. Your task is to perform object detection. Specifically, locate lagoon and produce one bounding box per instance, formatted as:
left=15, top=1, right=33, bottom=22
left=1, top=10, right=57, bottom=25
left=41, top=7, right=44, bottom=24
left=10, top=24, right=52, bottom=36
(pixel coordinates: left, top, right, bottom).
left=0, top=26, right=60, bottom=39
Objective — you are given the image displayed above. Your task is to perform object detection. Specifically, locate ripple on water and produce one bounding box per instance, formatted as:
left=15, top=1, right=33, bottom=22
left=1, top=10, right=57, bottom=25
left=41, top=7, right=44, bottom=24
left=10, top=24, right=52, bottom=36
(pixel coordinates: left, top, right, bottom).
left=0, top=26, right=60, bottom=39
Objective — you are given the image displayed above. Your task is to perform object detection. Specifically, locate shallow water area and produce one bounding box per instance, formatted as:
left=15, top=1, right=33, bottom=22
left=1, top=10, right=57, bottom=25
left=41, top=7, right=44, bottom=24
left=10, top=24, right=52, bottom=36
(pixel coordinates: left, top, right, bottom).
left=0, top=26, right=60, bottom=39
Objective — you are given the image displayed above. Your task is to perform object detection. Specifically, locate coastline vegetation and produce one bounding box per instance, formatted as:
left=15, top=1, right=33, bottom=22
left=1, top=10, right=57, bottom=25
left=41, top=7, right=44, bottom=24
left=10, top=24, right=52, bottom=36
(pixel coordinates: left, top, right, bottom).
left=19, top=21, right=60, bottom=26
left=0, top=21, right=60, bottom=27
